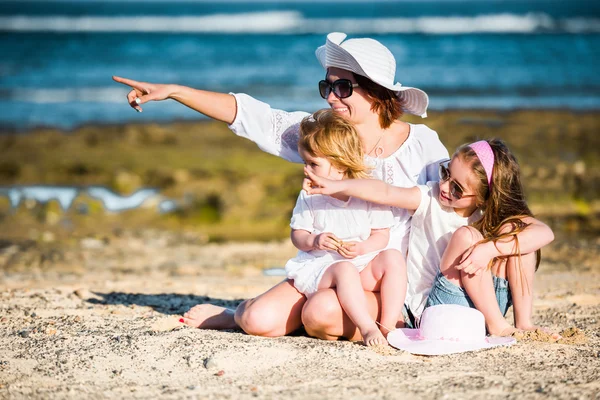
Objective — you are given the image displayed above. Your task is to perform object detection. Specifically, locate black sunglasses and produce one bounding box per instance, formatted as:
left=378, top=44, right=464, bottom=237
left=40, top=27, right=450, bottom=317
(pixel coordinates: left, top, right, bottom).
left=439, top=160, right=476, bottom=200
left=318, top=79, right=360, bottom=99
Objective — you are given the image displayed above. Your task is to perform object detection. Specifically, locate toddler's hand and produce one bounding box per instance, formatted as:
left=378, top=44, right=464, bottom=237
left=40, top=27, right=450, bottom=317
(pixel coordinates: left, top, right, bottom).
left=337, top=241, right=363, bottom=259
left=302, top=177, right=315, bottom=193
left=313, top=232, right=342, bottom=251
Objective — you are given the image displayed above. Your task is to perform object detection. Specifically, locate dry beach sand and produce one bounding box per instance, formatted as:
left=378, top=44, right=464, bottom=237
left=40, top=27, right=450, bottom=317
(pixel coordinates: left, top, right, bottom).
left=0, top=230, right=599, bottom=399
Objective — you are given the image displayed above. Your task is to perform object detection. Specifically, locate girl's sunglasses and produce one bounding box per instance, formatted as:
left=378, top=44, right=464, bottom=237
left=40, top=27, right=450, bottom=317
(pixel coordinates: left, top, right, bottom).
left=318, top=79, right=360, bottom=99
left=439, top=160, right=475, bottom=200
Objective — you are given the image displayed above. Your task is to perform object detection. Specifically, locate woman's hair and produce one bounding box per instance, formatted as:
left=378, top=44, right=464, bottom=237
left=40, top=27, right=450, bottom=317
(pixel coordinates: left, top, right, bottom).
left=299, top=109, right=371, bottom=179
left=353, top=73, right=404, bottom=129
left=456, top=138, right=542, bottom=271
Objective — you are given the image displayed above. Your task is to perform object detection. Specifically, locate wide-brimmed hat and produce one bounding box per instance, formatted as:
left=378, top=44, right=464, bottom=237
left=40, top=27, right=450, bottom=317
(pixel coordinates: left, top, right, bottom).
left=388, top=304, right=516, bottom=355
left=315, top=32, right=429, bottom=118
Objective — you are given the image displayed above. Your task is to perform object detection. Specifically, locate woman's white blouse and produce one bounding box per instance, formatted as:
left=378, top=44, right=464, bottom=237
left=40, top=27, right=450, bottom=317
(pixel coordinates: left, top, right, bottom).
left=228, top=93, right=450, bottom=254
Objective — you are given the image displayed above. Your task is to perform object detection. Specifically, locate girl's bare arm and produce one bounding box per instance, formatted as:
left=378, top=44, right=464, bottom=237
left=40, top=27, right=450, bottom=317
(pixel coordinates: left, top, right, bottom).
left=458, top=217, right=555, bottom=275
left=304, top=170, right=421, bottom=212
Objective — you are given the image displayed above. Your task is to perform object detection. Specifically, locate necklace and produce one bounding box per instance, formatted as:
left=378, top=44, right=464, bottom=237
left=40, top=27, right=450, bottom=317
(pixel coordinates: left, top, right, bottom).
left=367, top=124, right=411, bottom=159
left=367, top=132, right=386, bottom=158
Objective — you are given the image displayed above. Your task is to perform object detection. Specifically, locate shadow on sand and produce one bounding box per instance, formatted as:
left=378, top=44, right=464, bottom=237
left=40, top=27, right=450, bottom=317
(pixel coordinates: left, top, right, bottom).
left=87, top=291, right=244, bottom=316
left=87, top=291, right=310, bottom=336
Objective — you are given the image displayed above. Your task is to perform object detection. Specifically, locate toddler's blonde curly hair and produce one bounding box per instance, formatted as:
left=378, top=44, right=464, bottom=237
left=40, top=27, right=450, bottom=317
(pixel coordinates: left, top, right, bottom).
left=299, top=109, right=371, bottom=179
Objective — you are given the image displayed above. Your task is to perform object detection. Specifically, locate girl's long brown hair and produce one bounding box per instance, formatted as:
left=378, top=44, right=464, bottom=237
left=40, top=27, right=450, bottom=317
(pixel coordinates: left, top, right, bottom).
left=456, top=138, right=542, bottom=272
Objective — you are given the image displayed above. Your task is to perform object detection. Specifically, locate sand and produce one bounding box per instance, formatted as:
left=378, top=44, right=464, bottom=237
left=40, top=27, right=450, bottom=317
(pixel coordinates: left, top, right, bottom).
left=0, top=231, right=599, bottom=399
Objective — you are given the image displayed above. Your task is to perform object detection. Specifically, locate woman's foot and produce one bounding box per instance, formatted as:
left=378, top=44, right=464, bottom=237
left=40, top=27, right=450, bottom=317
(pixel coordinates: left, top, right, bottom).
left=180, top=304, right=238, bottom=329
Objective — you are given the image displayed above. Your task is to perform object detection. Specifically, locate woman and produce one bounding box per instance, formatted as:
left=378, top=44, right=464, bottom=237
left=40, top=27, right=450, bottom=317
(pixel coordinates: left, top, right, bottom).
left=113, top=32, right=449, bottom=341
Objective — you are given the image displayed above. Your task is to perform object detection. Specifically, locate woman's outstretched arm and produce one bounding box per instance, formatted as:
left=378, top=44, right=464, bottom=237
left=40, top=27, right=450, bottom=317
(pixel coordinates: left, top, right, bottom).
left=112, top=76, right=237, bottom=124
left=112, top=76, right=306, bottom=162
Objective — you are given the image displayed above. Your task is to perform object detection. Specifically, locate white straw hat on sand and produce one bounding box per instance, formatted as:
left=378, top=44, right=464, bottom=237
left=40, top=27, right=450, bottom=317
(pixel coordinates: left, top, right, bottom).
left=315, top=32, right=429, bottom=118
left=388, top=304, right=516, bottom=355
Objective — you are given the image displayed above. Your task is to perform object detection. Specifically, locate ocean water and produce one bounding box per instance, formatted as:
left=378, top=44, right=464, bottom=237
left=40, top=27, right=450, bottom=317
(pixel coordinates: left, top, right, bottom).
left=0, top=0, right=599, bottom=131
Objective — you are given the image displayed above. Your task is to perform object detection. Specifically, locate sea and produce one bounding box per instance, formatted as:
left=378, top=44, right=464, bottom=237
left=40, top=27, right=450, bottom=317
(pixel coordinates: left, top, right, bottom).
left=0, top=0, right=599, bottom=131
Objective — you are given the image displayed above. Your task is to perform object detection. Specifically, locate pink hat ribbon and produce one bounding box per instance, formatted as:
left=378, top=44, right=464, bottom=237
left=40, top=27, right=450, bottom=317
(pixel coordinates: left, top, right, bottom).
left=469, top=140, right=494, bottom=187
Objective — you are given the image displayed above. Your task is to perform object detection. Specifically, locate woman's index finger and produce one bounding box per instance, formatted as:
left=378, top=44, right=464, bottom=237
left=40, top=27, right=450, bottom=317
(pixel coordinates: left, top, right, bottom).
left=112, top=76, right=142, bottom=89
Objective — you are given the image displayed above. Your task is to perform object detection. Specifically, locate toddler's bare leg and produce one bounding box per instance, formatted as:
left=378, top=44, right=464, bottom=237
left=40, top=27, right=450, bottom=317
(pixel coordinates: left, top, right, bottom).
left=302, top=289, right=380, bottom=341
left=360, top=250, right=407, bottom=336
left=318, top=262, right=386, bottom=346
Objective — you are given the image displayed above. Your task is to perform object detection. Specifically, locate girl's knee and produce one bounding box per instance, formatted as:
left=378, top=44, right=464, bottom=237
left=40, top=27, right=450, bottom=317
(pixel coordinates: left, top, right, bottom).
left=453, top=226, right=482, bottom=247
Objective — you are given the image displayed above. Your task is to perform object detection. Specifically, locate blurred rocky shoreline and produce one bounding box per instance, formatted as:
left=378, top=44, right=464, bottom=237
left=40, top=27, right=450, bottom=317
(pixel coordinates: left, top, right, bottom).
left=1, top=109, right=599, bottom=244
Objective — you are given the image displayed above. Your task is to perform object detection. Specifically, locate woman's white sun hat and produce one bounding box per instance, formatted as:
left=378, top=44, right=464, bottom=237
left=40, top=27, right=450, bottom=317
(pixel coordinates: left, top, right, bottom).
left=388, top=304, right=516, bottom=356
left=315, top=32, right=429, bottom=118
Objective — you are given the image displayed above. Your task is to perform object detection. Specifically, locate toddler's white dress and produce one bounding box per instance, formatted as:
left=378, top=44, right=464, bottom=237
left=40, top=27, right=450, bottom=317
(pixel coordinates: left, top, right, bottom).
left=285, top=190, right=395, bottom=295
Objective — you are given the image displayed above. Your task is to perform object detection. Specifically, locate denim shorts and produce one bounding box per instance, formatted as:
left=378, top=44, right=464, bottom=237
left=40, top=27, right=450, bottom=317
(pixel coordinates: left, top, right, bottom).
left=425, top=272, right=512, bottom=316
left=401, top=304, right=417, bottom=329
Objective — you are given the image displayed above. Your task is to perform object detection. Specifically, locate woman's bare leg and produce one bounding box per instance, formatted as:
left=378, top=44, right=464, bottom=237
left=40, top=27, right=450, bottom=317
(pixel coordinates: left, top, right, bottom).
left=302, top=289, right=381, bottom=341
left=181, top=304, right=237, bottom=330
left=182, top=279, right=306, bottom=337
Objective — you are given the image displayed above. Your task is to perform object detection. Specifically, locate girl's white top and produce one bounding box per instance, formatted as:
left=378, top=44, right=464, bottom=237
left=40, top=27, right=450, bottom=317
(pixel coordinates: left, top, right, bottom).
left=228, top=93, right=450, bottom=256
left=285, top=190, right=395, bottom=295
left=407, top=182, right=483, bottom=319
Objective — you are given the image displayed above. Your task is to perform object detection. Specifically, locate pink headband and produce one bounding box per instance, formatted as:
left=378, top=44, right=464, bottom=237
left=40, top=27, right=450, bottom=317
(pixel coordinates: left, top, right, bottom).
left=469, top=140, right=494, bottom=187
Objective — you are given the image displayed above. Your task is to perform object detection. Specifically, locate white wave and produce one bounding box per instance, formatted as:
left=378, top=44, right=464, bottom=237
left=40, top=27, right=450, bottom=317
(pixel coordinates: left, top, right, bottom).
left=0, top=11, right=303, bottom=33
left=0, top=12, right=598, bottom=34
left=306, top=14, right=600, bottom=34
